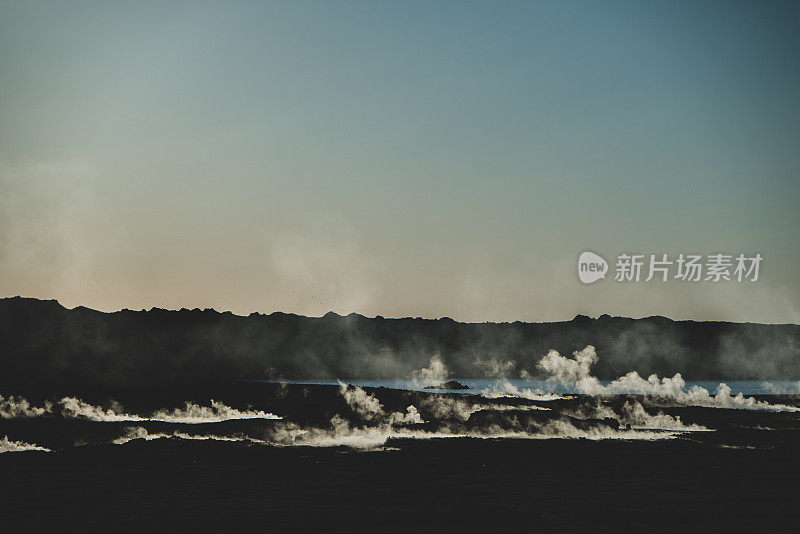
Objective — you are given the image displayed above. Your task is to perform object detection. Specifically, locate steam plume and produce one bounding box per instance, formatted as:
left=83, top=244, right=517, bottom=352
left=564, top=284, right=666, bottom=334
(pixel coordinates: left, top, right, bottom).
left=0, top=435, right=50, bottom=453
left=0, top=395, right=53, bottom=418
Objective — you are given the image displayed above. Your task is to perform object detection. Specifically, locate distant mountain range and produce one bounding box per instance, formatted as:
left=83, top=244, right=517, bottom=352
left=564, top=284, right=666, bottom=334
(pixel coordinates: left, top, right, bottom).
left=1, top=296, right=799, bottom=389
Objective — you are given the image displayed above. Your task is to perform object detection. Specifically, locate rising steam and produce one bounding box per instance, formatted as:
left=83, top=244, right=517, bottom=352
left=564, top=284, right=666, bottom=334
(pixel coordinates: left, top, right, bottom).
left=0, top=395, right=53, bottom=418
left=338, top=381, right=424, bottom=424
left=58, top=398, right=281, bottom=422
left=410, top=355, right=449, bottom=383
left=530, top=345, right=800, bottom=412
left=0, top=435, right=50, bottom=453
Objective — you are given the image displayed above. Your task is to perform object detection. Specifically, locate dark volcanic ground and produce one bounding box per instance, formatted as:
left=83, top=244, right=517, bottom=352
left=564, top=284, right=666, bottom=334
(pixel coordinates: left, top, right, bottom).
left=2, top=383, right=800, bottom=533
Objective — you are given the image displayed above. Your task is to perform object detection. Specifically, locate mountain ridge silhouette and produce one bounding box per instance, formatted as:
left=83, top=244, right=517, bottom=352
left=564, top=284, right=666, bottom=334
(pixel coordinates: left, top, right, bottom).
left=2, top=296, right=799, bottom=388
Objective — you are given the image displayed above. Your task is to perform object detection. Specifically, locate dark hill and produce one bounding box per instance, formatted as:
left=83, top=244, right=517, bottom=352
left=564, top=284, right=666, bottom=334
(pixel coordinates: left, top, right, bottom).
left=1, top=296, right=799, bottom=388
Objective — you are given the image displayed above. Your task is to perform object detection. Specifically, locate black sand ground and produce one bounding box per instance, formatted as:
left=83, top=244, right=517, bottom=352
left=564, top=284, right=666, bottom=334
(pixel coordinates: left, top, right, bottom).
left=2, top=383, right=799, bottom=533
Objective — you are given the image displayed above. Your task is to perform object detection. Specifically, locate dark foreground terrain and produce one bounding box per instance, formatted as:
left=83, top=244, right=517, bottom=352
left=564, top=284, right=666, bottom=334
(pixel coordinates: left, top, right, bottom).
left=4, top=434, right=799, bottom=533
left=2, top=382, right=800, bottom=532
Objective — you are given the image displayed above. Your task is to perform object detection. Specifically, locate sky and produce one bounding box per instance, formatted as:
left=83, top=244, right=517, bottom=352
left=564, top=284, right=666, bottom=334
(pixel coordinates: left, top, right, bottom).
left=1, top=0, right=799, bottom=323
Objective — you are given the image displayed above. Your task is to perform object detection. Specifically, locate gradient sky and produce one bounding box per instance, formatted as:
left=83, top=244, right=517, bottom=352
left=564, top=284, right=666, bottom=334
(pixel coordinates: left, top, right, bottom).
left=1, top=1, right=799, bottom=323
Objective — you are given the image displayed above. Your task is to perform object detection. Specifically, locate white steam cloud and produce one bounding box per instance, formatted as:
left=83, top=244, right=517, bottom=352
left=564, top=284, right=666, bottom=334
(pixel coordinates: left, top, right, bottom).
left=0, top=395, right=53, bottom=418
left=533, top=345, right=800, bottom=412
left=0, top=435, right=50, bottom=453
left=59, top=398, right=144, bottom=422
left=150, top=401, right=281, bottom=423
left=59, top=398, right=281, bottom=423
left=338, top=381, right=385, bottom=420
left=337, top=382, right=424, bottom=425
left=112, top=426, right=258, bottom=445
left=563, top=399, right=707, bottom=432
left=480, top=381, right=570, bottom=401
left=410, top=355, right=449, bottom=383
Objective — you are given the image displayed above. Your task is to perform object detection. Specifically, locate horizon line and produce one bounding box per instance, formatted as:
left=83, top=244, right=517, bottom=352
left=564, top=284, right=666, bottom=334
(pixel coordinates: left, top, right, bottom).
left=3, top=295, right=798, bottom=327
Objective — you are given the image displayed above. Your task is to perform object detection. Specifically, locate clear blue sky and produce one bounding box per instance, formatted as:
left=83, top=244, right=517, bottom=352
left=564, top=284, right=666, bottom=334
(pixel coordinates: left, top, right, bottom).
left=1, top=1, right=798, bottom=322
